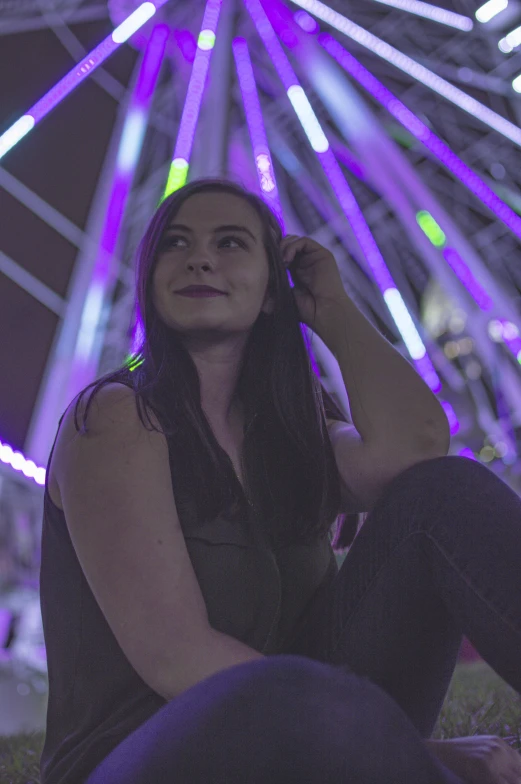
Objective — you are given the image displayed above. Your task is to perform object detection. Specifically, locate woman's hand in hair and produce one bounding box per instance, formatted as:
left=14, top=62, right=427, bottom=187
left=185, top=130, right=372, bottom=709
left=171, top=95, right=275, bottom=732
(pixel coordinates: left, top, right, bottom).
left=279, top=234, right=348, bottom=331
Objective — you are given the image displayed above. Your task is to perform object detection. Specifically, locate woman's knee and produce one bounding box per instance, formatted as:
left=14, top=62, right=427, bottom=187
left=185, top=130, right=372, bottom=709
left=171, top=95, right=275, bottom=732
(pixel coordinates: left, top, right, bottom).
left=207, top=654, right=327, bottom=708
left=380, top=454, right=493, bottom=510
left=398, top=454, right=490, bottom=487
left=168, top=657, right=418, bottom=782
left=216, top=656, right=420, bottom=778
left=213, top=654, right=400, bottom=733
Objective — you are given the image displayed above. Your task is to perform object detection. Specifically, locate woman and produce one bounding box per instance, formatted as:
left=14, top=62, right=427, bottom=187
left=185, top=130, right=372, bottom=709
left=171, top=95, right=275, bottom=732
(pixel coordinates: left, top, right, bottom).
left=39, top=178, right=521, bottom=784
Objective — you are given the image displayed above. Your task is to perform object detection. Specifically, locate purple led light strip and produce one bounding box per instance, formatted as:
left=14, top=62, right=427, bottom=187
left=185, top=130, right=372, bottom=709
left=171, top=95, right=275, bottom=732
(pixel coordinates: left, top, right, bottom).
left=168, top=0, right=224, bottom=173
left=95, top=26, right=168, bottom=284
left=232, top=37, right=285, bottom=228
left=0, top=0, right=171, bottom=161
left=312, top=30, right=521, bottom=365
left=442, top=247, right=493, bottom=312
left=369, top=0, right=473, bottom=31
left=0, top=24, right=169, bottom=489
left=318, top=34, right=521, bottom=242
left=263, top=1, right=514, bottom=364
left=244, top=0, right=443, bottom=392
left=244, top=0, right=392, bottom=292
left=288, top=0, right=521, bottom=147
left=233, top=35, right=326, bottom=372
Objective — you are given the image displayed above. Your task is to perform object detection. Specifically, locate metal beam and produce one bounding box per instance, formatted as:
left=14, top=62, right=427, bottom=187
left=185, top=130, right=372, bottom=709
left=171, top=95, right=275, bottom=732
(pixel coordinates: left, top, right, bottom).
left=189, top=0, right=237, bottom=179
left=0, top=166, right=127, bottom=285
left=24, top=76, right=136, bottom=466
left=0, top=5, right=109, bottom=35
left=312, top=41, right=521, bottom=418
left=36, top=1, right=126, bottom=103
left=0, top=250, right=65, bottom=315
left=0, top=166, right=89, bottom=249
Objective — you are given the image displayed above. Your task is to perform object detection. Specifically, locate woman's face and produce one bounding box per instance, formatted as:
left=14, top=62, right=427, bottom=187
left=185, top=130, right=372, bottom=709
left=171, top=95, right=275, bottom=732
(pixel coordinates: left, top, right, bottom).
left=152, top=192, right=274, bottom=341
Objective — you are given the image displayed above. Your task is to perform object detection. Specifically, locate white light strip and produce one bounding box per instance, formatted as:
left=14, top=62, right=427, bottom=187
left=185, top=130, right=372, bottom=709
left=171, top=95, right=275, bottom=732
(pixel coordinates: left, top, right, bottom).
left=0, top=439, right=46, bottom=487
left=287, top=85, right=330, bottom=151
left=370, top=0, right=473, bottom=31
left=476, top=0, right=508, bottom=23
left=499, top=24, right=521, bottom=52
left=112, top=2, right=156, bottom=44
left=289, top=0, right=521, bottom=147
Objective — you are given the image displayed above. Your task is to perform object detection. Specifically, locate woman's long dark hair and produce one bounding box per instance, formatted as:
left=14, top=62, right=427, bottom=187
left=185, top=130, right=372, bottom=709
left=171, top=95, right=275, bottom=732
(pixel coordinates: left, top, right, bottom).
left=73, top=178, right=361, bottom=551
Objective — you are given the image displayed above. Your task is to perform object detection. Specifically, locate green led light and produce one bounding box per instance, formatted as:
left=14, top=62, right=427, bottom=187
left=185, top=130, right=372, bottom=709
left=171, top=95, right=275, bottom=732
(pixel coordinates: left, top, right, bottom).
left=162, top=159, right=189, bottom=200
left=198, top=30, right=216, bottom=50
left=125, top=353, right=144, bottom=372
left=416, top=210, right=447, bottom=247
left=387, top=124, right=415, bottom=149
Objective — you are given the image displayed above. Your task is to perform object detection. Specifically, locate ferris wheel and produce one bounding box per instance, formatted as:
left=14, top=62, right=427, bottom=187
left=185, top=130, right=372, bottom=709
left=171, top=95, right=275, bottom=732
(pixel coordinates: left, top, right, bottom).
left=1, top=0, right=521, bottom=495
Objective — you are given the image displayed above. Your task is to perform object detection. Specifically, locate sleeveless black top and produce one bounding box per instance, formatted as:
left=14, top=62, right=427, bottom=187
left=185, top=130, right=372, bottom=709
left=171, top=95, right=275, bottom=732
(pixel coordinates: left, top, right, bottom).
left=39, top=404, right=338, bottom=784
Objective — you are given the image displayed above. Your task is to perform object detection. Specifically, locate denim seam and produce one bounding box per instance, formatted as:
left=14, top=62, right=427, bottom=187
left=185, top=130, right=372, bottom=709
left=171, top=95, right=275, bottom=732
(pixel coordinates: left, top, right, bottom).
left=330, top=528, right=521, bottom=658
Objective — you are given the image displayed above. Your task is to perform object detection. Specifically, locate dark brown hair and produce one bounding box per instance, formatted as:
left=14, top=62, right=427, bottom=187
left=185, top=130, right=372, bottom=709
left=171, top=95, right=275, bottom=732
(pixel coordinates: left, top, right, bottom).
left=73, top=178, right=360, bottom=551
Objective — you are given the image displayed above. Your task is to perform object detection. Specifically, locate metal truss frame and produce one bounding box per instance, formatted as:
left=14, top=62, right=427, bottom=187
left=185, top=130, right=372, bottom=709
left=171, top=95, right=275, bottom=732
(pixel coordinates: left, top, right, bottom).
left=0, top=0, right=520, bottom=476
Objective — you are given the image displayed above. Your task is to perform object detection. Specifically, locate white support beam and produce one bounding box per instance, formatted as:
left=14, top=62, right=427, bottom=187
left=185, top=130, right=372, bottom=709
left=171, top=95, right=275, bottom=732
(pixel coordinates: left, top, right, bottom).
left=189, top=0, right=237, bottom=180
left=0, top=166, right=88, bottom=250
left=0, top=250, right=65, bottom=315
left=24, top=80, right=136, bottom=467
left=0, top=166, right=129, bottom=284
left=0, top=5, right=109, bottom=36
left=36, top=3, right=126, bottom=103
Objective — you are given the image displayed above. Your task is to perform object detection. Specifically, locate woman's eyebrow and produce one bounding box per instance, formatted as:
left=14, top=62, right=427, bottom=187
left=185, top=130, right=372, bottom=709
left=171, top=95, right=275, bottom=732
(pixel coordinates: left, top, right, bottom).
left=165, top=224, right=257, bottom=243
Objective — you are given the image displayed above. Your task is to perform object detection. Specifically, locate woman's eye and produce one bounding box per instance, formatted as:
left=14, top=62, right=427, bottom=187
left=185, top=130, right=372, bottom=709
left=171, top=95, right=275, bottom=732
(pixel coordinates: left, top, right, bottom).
left=220, top=236, right=245, bottom=248
left=164, top=236, right=186, bottom=248
left=163, top=236, right=245, bottom=249
left=158, top=236, right=182, bottom=250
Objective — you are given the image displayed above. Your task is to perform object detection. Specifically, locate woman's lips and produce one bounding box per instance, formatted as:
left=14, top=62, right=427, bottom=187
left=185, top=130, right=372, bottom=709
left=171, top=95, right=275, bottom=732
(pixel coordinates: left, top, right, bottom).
left=176, top=290, right=226, bottom=297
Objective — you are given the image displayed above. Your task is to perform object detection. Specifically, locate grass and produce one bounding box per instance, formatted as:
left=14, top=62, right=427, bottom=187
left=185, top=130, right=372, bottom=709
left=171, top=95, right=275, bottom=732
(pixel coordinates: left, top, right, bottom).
left=431, top=660, right=521, bottom=749
left=0, top=660, right=519, bottom=784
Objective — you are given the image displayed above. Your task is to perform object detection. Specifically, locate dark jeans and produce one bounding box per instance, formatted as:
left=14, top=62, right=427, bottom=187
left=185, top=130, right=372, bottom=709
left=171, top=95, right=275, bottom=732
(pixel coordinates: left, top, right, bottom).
left=85, top=456, right=521, bottom=783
